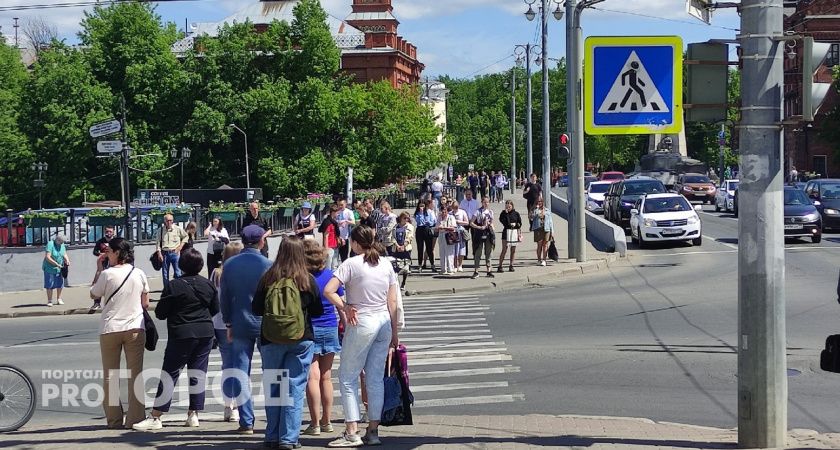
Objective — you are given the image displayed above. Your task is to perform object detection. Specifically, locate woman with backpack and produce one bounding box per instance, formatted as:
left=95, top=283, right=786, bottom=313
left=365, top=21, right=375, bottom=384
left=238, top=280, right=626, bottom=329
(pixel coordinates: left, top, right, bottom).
left=252, top=238, right=324, bottom=450
left=324, top=226, right=399, bottom=447
left=90, top=238, right=150, bottom=429
left=132, top=248, right=219, bottom=431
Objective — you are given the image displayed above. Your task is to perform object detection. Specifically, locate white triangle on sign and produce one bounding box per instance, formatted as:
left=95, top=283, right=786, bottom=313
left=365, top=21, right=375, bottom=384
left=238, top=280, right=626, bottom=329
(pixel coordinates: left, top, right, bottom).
left=597, top=51, right=669, bottom=114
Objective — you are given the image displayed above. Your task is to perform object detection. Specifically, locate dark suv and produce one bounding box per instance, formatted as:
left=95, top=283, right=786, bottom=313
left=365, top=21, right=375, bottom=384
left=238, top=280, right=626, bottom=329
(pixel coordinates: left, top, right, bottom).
left=604, top=177, right=668, bottom=228
left=804, top=178, right=840, bottom=230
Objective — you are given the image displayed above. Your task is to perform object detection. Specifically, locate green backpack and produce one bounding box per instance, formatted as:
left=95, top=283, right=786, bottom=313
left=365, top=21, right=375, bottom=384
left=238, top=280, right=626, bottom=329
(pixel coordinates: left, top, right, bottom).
left=262, top=278, right=305, bottom=344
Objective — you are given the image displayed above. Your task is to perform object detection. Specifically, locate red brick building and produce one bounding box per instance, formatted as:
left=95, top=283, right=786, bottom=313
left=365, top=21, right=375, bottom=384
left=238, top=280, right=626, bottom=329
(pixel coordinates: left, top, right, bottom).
left=783, top=0, right=840, bottom=178
left=173, top=0, right=424, bottom=89
left=342, top=0, right=424, bottom=87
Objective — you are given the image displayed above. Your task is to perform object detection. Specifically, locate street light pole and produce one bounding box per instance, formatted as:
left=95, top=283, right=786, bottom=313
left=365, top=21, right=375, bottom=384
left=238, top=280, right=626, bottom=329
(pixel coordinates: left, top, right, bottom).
left=738, top=0, right=786, bottom=446
left=525, top=0, right=562, bottom=220
left=171, top=147, right=191, bottom=204
left=229, top=124, right=250, bottom=189
left=515, top=43, right=539, bottom=186
left=509, top=67, right=517, bottom=194
left=32, top=162, right=47, bottom=210
left=566, top=0, right=601, bottom=263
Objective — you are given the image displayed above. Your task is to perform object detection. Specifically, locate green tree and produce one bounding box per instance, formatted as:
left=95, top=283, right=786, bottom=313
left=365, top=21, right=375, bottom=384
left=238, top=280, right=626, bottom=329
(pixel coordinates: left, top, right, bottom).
left=20, top=44, right=115, bottom=207
left=0, top=36, right=32, bottom=209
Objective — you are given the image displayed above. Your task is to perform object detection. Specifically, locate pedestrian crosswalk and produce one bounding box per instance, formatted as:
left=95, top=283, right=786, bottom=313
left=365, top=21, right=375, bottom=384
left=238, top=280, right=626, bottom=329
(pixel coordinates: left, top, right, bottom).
left=156, top=294, right=522, bottom=422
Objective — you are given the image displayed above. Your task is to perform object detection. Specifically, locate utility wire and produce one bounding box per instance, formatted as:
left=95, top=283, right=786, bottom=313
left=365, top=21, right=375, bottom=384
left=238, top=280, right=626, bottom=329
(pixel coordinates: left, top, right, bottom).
left=590, top=6, right=741, bottom=32
left=0, top=0, right=200, bottom=13
left=462, top=53, right=515, bottom=78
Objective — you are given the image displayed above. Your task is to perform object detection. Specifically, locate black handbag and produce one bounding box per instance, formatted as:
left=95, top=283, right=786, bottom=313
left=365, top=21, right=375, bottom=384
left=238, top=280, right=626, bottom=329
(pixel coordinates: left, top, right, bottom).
left=60, top=262, right=69, bottom=279
left=149, top=252, right=162, bottom=271
left=548, top=239, right=559, bottom=261
left=820, top=334, right=840, bottom=373
left=143, top=310, right=159, bottom=351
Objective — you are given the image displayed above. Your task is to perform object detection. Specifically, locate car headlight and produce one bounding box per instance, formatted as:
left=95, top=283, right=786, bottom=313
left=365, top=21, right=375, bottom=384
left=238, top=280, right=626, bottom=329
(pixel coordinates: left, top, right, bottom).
left=802, top=213, right=820, bottom=222
left=643, top=218, right=656, bottom=227
left=622, top=201, right=634, bottom=207
left=688, top=215, right=699, bottom=225
left=825, top=208, right=839, bottom=215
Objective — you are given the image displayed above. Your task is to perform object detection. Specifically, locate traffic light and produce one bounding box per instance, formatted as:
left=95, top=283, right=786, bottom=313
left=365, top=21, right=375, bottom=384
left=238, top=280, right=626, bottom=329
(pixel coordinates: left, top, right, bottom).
left=802, top=37, right=833, bottom=122
left=558, top=133, right=570, bottom=159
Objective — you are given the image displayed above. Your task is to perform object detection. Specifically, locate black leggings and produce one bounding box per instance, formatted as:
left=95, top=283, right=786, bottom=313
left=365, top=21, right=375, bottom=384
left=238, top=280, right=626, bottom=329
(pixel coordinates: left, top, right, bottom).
left=153, top=336, right=213, bottom=412
left=416, top=227, right=436, bottom=267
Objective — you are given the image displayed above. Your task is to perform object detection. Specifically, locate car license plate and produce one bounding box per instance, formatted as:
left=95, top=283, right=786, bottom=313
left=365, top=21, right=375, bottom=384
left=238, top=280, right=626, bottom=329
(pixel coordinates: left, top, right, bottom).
left=784, top=224, right=803, bottom=230
left=663, top=228, right=682, bottom=234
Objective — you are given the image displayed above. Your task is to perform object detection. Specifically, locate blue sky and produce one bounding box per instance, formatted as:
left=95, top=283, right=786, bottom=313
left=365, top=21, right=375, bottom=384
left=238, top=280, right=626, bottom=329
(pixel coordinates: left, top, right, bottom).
left=0, top=0, right=741, bottom=78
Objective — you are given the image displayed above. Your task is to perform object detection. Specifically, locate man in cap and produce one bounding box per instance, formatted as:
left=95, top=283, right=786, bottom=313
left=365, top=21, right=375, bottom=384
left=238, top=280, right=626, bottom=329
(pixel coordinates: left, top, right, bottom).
left=219, top=224, right=272, bottom=434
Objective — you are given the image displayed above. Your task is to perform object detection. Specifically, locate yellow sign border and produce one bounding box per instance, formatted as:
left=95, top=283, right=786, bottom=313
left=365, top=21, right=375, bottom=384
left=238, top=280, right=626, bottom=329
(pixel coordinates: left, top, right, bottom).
left=584, top=36, right=683, bottom=135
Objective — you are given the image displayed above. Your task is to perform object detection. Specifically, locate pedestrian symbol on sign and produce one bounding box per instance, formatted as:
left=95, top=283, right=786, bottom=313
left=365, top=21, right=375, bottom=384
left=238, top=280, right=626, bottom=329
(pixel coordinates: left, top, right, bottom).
left=598, top=51, right=669, bottom=114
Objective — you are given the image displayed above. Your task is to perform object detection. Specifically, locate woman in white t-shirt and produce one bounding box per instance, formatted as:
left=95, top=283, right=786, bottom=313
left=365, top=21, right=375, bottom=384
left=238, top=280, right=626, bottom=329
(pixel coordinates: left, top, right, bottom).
left=89, top=238, right=150, bottom=429
left=324, top=226, right=399, bottom=447
left=205, top=218, right=230, bottom=277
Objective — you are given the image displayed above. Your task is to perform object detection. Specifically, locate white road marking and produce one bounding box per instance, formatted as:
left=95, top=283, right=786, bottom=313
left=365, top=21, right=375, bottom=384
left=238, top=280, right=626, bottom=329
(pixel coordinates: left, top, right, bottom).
left=409, top=354, right=513, bottom=366
left=702, top=234, right=739, bottom=250
left=698, top=211, right=738, bottom=221
left=411, top=366, right=521, bottom=379
left=634, top=250, right=737, bottom=257
left=414, top=394, right=525, bottom=408
left=401, top=329, right=492, bottom=336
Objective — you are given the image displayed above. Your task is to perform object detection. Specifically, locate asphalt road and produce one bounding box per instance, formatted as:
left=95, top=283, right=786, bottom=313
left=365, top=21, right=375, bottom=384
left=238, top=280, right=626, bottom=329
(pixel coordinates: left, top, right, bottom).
left=2, top=197, right=839, bottom=433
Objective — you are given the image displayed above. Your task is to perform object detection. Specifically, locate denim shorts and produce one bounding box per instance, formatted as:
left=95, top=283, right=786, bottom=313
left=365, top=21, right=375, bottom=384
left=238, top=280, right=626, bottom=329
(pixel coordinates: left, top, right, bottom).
left=312, top=326, right=341, bottom=356
left=43, top=271, right=64, bottom=289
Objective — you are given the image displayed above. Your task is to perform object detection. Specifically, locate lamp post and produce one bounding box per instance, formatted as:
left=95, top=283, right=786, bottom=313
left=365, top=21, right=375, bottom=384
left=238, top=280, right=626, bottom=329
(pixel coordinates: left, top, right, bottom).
left=525, top=0, right=563, bottom=221
left=228, top=124, right=250, bottom=189
left=32, top=162, right=47, bottom=210
left=170, top=147, right=191, bottom=204
left=514, top=43, right=541, bottom=183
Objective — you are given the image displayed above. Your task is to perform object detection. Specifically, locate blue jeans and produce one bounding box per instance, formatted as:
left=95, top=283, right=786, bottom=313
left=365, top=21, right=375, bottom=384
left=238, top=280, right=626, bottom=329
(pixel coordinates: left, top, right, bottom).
left=229, top=336, right=261, bottom=428
left=161, top=250, right=181, bottom=289
left=261, top=341, right=314, bottom=446
left=214, top=329, right=235, bottom=404
left=338, top=311, right=392, bottom=423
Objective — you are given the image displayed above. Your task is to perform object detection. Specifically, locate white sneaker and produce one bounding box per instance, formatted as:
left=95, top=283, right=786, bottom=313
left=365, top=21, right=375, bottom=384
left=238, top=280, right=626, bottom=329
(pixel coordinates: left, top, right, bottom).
left=327, top=432, right=363, bottom=447
left=56, top=298, right=65, bottom=305
left=132, top=416, right=162, bottom=431
left=46, top=302, right=53, bottom=307
left=457, top=267, right=464, bottom=272
left=185, top=412, right=199, bottom=427
left=540, top=260, right=546, bottom=266
left=223, top=406, right=239, bottom=422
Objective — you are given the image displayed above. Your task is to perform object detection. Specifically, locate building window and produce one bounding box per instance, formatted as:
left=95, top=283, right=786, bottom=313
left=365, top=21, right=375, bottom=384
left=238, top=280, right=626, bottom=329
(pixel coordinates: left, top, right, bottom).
left=828, top=44, right=839, bottom=67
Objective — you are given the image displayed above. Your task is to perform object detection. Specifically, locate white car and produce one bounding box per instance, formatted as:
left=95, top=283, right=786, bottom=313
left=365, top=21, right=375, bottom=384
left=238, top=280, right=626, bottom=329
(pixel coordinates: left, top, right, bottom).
left=585, top=181, right=612, bottom=214
left=630, top=193, right=703, bottom=248
left=715, top=179, right=739, bottom=212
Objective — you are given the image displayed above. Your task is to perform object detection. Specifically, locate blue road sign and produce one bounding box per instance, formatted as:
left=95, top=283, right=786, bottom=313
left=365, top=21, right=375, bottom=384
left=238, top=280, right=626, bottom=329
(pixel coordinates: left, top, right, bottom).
left=584, top=36, right=683, bottom=135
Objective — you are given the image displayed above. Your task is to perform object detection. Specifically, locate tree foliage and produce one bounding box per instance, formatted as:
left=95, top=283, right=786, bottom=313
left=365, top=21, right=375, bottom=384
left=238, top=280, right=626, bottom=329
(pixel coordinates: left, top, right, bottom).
left=5, top=0, right=444, bottom=209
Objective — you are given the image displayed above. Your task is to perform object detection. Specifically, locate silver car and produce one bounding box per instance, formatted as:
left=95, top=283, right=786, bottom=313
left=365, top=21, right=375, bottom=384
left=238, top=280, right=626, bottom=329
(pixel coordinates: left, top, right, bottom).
left=715, top=179, right=739, bottom=212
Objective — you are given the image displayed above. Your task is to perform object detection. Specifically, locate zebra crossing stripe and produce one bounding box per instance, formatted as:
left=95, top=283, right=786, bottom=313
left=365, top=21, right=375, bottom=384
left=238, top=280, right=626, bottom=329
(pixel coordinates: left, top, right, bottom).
left=414, top=394, right=525, bottom=408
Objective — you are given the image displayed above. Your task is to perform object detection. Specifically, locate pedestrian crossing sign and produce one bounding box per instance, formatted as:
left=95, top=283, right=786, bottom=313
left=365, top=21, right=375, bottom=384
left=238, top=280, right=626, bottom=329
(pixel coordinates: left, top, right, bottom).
left=584, top=36, right=683, bottom=135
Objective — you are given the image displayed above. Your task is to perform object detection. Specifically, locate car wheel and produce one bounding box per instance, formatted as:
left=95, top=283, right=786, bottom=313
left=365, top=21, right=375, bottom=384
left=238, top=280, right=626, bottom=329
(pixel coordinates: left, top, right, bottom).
left=812, top=234, right=822, bottom=244
left=692, top=235, right=702, bottom=246
left=637, top=227, right=647, bottom=249
left=715, top=201, right=720, bottom=212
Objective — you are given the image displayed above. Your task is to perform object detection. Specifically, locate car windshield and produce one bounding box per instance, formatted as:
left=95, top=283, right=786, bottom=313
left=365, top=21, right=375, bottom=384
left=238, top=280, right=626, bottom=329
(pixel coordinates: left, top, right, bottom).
left=684, top=175, right=711, bottom=184
left=820, top=183, right=840, bottom=199
left=784, top=189, right=811, bottom=205
left=643, top=197, right=691, bottom=213
left=624, top=181, right=666, bottom=195
left=727, top=181, right=739, bottom=191
left=588, top=183, right=610, bottom=194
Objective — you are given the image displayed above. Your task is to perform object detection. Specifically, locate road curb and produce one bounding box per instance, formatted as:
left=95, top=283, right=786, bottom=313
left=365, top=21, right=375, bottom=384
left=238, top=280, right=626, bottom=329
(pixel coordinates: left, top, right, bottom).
left=404, top=253, right=619, bottom=297
left=0, top=304, right=159, bottom=319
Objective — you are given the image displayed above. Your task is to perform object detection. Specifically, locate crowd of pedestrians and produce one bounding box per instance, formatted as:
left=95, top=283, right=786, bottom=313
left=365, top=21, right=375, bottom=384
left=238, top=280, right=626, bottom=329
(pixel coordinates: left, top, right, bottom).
left=77, top=176, right=553, bottom=448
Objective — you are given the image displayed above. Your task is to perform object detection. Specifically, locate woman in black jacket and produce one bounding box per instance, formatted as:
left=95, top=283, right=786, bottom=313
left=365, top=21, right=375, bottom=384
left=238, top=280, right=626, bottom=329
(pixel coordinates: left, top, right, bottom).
left=498, top=200, right=522, bottom=272
left=132, top=248, right=219, bottom=431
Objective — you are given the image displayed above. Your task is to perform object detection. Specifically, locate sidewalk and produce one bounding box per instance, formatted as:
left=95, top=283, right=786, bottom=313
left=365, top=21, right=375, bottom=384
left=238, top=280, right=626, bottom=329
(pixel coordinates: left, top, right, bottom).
left=0, top=193, right=617, bottom=318
left=1, top=414, right=838, bottom=449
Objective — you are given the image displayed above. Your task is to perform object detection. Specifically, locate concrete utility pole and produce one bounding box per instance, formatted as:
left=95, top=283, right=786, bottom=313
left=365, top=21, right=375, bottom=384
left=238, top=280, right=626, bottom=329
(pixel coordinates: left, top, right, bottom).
left=515, top=43, right=538, bottom=184
left=509, top=67, right=517, bottom=194
left=120, top=95, right=132, bottom=239
left=566, top=0, right=590, bottom=262
left=737, top=0, right=787, bottom=447
left=540, top=0, right=552, bottom=216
